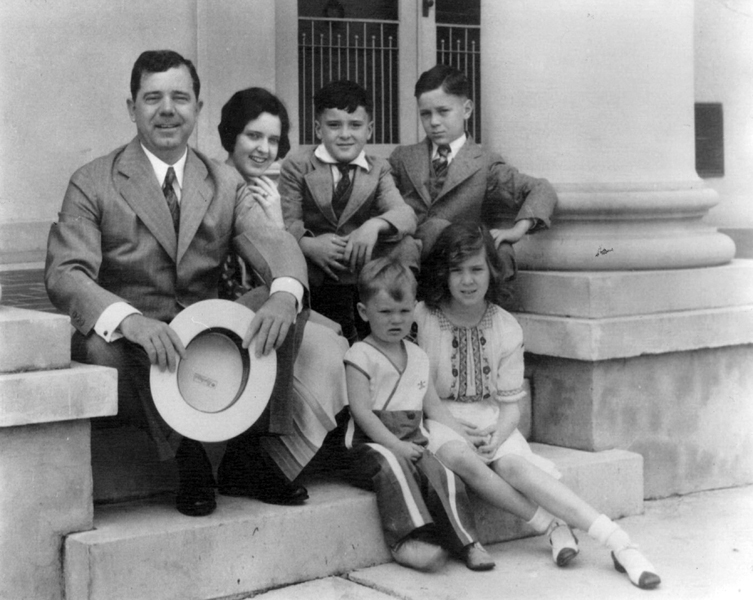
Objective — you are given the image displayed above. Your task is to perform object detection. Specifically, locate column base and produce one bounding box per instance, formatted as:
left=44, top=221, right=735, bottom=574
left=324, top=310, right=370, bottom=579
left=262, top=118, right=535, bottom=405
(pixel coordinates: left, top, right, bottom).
left=527, top=345, right=753, bottom=499
left=514, top=182, right=736, bottom=271
left=515, top=263, right=753, bottom=498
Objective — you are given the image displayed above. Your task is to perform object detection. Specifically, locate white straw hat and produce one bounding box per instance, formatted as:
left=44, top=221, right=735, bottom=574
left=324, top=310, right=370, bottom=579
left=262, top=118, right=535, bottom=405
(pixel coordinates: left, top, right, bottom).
left=150, top=299, right=276, bottom=442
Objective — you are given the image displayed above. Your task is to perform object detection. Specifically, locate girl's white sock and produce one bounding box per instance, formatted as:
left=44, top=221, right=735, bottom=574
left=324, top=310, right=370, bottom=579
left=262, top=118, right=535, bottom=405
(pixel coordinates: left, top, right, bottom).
left=526, top=506, right=555, bottom=534
left=587, top=514, right=622, bottom=546
left=587, top=514, right=660, bottom=588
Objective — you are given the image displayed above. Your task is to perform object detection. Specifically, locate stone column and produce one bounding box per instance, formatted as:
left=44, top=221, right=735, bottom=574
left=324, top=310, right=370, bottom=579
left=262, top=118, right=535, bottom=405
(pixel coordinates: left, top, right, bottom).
left=480, top=0, right=753, bottom=498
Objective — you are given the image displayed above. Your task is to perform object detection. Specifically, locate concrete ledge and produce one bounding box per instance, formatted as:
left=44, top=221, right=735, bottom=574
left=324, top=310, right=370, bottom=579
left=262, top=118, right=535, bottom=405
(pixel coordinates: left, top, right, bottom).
left=0, top=306, right=71, bottom=372
left=513, top=260, right=753, bottom=318
left=516, top=305, right=753, bottom=360
left=64, top=446, right=642, bottom=600
left=0, top=362, right=117, bottom=427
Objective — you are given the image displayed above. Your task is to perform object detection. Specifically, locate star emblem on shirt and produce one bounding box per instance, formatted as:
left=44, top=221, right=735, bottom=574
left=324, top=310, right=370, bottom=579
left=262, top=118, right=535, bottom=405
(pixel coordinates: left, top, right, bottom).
left=418, top=380, right=426, bottom=390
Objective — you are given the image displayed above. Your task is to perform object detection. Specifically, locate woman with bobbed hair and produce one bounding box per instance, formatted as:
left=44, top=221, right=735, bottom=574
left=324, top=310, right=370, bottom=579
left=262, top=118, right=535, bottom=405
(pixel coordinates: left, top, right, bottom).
left=219, top=87, right=291, bottom=229
left=218, top=87, right=350, bottom=487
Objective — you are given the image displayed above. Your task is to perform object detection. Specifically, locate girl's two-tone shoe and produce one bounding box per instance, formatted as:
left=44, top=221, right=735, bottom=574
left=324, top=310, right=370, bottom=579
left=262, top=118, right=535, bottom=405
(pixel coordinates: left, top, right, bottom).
left=612, top=545, right=661, bottom=589
left=548, top=521, right=579, bottom=567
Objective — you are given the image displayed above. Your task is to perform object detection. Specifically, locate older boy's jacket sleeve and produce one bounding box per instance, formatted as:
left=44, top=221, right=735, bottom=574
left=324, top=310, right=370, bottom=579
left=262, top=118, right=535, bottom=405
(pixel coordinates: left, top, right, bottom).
left=389, top=146, right=450, bottom=259
left=485, top=154, right=557, bottom=232
left=372, top=158, right=417, bottom=240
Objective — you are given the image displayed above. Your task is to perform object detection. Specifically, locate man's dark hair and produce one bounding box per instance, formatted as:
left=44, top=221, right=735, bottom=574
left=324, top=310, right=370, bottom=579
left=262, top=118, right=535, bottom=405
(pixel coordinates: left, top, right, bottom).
left=218, top=87, right=291, bottom=158
left=414, top=64, right=470, bottom=99
left=314, top=80, right=372, bottom=119
left=130, top=50, right=201, bottom=100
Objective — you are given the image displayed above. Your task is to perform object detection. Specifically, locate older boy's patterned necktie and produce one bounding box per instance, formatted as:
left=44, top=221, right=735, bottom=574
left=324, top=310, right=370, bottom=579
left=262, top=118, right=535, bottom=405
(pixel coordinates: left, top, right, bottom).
left=429, top=144, right=451, bottom=200
left=162, top=167, right=180, bottom=232
left=332, top=163, right=355, bottom=219
left=432, top=144, right=451, bottom=179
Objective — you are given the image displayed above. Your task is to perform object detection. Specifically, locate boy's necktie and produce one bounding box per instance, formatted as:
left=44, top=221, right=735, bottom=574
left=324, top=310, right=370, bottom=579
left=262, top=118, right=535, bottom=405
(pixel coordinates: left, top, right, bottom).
left=429, top=144, right=451, bottom=200
left=332, top=163, right=355, bottom=219
left=432, top=144, right=451, bottom=179
left=162, top=167, right=180, bottom=232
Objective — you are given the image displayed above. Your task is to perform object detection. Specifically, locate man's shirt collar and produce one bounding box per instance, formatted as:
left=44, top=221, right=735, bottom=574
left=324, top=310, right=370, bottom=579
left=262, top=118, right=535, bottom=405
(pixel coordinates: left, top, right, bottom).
left=141, top=144, right=188, bottom=189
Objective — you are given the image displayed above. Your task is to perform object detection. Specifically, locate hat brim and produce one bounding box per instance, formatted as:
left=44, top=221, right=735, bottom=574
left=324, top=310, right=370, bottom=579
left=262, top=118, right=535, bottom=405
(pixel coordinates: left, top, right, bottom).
left=150, top=299, right=276, bottom=442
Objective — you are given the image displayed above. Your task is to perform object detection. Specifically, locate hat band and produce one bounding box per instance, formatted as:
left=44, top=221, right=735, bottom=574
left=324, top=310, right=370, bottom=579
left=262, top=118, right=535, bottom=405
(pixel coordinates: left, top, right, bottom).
left=177, top=328, right=251, bottom=414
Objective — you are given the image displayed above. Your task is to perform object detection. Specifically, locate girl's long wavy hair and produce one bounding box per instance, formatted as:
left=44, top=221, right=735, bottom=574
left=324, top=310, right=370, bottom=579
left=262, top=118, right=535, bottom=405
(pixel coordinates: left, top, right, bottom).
left=419, top=222, right=510, bottom=310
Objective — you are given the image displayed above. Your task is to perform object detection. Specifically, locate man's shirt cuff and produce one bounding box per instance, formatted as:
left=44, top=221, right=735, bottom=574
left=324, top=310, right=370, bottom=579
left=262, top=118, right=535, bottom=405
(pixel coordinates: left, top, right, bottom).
left=95, top=302, right=141, bottom=342
left=270, top=277, right=304, bottom=313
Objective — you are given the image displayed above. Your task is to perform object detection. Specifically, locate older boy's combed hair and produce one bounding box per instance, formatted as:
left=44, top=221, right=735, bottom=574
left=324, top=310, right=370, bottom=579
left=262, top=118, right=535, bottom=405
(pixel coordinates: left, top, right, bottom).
left=414, top=64, right=470, bottom=99
left=358, top=258, right=417, bottom=304
left=419, top=222, right=507, bottom=309
left=314, top=79, right=373, bottom=118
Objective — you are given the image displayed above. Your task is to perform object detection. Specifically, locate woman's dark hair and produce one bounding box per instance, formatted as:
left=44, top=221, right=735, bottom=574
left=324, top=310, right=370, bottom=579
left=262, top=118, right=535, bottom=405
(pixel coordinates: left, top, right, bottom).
left=218, top=87, right=291, bottom=158
left=419, top=222, right=508, bottom=309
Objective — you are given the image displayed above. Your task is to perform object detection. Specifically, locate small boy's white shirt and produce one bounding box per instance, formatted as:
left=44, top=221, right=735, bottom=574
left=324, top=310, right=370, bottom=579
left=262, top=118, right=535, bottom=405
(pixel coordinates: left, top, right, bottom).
left=431, top=134, right=467, bottom=166
left=314, top=144, right=370, bottom=185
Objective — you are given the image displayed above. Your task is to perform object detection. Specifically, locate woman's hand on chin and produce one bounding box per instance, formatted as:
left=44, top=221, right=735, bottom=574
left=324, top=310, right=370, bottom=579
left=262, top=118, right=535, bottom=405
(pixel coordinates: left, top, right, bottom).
left=248, top=175, right=284, bottom=229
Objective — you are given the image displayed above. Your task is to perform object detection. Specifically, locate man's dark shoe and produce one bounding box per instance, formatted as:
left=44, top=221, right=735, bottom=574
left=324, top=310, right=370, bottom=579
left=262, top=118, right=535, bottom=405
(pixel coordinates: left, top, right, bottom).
left=175, top=438, right=217, bottom=517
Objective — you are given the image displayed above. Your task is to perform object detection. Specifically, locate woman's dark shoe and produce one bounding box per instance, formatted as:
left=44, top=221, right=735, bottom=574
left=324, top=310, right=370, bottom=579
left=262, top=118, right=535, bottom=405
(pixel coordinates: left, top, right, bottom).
left=217, top=438, right=308, bottom=505
left=219, top=479, right=309, bottom=505
left=175, top=438, right=216, bottom=517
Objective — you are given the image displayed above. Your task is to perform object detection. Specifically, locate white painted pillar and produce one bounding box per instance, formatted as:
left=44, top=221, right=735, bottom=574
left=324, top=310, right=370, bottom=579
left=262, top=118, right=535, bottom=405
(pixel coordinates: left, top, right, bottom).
left=478, top=1, right=753, bottom=498
left=481, top=0, right=735, bottom=271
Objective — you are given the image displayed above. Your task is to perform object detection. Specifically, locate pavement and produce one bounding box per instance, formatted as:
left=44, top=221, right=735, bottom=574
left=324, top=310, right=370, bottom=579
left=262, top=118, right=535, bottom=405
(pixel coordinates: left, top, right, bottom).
left=248, top=484, right=753, bottom=600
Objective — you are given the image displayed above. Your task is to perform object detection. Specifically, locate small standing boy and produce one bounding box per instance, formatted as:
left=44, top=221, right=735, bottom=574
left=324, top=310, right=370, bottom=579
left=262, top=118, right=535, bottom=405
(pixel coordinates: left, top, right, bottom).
left=279, top=80, right=419, bottom=343
left=389, top=64, right=557, bottom=281
left=343, top=258, right=494, bottom=572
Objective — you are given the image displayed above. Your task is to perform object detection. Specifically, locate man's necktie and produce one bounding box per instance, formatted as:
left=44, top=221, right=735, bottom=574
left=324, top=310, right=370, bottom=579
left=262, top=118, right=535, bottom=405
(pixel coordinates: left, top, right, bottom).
left=429, top=144, right=451, bottom=200
left=162, top=166, right=180, bottom=232
left=332, top=163, right=355, bottom=219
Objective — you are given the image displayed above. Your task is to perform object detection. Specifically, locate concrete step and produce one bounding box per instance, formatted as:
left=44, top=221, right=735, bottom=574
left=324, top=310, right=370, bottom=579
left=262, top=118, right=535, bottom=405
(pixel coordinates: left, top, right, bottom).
left=0, top=305, right=70, bottom=372
left=64, top=444, right=643, bottom=600
left=0, top=361, right=117, bottom=427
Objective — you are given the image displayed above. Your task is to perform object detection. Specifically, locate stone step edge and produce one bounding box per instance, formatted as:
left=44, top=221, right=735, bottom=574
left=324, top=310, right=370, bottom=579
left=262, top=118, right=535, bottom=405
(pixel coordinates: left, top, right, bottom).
left=64, top=445, right=643, bottom=600
left=71, top=445, right=643, bottom=543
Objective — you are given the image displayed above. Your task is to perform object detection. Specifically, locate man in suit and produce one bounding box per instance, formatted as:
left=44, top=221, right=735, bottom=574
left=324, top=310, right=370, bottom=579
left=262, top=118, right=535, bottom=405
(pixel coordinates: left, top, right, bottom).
left=45, top=50, right=312, bottom=516
left=279, top=79, right=418, bottom=343
left=390, top=64, right=557, bottom=281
